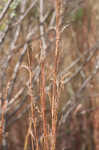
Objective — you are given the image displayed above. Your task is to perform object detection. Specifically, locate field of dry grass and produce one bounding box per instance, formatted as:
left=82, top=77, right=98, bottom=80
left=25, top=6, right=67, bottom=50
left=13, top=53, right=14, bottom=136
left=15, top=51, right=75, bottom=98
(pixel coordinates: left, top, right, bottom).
left=0, top=0, right=99, bottom=150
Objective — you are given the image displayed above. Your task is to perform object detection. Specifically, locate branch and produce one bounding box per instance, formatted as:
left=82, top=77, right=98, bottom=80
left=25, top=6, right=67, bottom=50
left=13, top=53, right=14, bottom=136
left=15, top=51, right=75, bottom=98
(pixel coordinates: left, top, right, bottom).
left=0, top=0, right=14, bottom=22
left=7, top=44, right=27, bottom=102
left=12, top=0, right=38, bottom=26
left=59, top=65, right=99, bottom=126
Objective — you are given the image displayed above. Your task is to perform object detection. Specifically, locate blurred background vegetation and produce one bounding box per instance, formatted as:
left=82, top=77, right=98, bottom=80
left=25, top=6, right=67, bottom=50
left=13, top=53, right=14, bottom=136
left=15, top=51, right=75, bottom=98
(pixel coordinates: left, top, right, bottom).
left=0, top=0, right=99, bottom=150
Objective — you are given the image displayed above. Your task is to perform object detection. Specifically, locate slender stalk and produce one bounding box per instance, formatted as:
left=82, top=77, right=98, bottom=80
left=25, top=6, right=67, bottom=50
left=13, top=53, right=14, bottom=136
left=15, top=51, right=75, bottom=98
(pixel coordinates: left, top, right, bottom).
left=27, top=49, right=39, bottom=150
left=52, top=0, right=61, bottom=150
left=40, top=61, right=48, bottom=150
left=39, top=0, right=48, bottom=149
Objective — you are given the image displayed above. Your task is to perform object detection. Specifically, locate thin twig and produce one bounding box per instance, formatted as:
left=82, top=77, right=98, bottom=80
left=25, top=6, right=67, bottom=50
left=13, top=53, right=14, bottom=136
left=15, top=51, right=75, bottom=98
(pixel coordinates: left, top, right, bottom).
left=39, top=0, right=48, bottom=149
left=0, top=0, right=14, bottom=22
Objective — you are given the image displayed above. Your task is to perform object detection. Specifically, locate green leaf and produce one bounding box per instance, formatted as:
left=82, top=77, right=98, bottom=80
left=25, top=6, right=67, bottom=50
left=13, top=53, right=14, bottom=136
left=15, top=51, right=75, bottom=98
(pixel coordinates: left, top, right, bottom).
left=0, top=6, right=3, bottom=12
left=3, top=0, right=8, bottom=2
left=72, top=7, right=84, bottom=22
left=10, top=0, right=21, bottom=10
left=0, top=23, right=6, bottom=31
left=10, top=11, right=16, bottom=18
